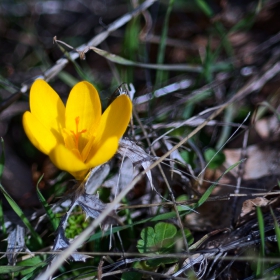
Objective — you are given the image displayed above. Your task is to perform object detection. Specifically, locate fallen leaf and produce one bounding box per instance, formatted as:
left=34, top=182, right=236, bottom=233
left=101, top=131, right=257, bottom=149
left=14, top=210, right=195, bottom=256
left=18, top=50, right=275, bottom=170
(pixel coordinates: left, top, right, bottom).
left=5, top=224, right=32, bottom=265
left=118, top=138, right=155, bottom=189
left=223, top=142, right=280, bottom=180
left=52, top=227, right=89, bottom=262
left=103, top=157, right=134, bottom=198
left=76, top=193, right=106, bottom=220
left=85, top=164, right=110, bottom=195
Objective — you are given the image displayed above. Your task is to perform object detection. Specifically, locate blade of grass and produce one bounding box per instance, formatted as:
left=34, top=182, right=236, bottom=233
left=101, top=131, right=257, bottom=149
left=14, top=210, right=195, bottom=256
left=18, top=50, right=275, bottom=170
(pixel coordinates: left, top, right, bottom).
left=0, top=183, right=43, bottom=246
left=215, top=104, right=235, bottom=150
left=155, top=0, right=175, bottom=87
left=0, top=266, right=30, bottom=274
left=36, top=175, right=60, bottom=231
left=200, top=29, right=233, bottom=83
left=16, top=256, right=46, bottom=278
left=82, top=46, right=203, bottom=72
left=229, top=1, right=260, bottom=33
left=194, top=159, right=245, bottom=208
left=201, top=38, right=214, bottom=82
left=0, top=257, right=47, bottom=278
left=0, top=138, right=5, bottom=181
left=270, top=208, right=280, bottom=253
left=214, top=22, right=234, bottom=58
left=256, top=206, right=265, bottom=276
left=194, top=1, right=235, bottom=81
left=0, top=201, right=5, bottom=235
left=58, top=71, right=80, bottom=88
left=0, top=75, right=19, bottom=93
left=122, top=16, right=141, bottom=84
left=17, top=255, right=45, bottom=267
left=182, top=90, right=211, bottom=119
left=195, top=0, right=213, bottom=18
left=230, top=14, right=256, bottom=32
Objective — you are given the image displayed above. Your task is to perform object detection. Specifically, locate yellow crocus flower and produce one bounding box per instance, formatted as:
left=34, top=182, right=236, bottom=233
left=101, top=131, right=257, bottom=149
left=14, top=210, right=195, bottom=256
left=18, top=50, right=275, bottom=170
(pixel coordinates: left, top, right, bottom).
left=23, top=79, right=132, bottom=180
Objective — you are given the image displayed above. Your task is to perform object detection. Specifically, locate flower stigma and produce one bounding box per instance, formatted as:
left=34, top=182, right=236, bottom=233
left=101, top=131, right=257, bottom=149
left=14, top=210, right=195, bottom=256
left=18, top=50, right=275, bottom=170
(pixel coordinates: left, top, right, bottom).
left=71, top=117, right=87, bottom=150
left=63, top=116, right=92, bottom=162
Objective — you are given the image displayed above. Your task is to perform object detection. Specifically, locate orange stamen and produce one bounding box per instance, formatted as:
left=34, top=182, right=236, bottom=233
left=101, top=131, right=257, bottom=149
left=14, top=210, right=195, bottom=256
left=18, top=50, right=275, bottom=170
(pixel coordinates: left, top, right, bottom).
left=70, top=117, right=87, bottom=150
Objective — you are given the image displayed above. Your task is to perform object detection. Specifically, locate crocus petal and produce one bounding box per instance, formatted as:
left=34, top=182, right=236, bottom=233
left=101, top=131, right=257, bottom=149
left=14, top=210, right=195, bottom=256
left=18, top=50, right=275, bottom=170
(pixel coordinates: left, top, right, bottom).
left=30, top=79, right=65, bottom=141
left=92, top=94, right=132, bottom=147
left=23, top=112, right=59, bottom=154
left=86, top=136, right=119, bottom=167
left=49, top=144, right=87, bottom=175
left=65, top=81, right=101, bottom=150
left=86, top=94, right=131, bottom=166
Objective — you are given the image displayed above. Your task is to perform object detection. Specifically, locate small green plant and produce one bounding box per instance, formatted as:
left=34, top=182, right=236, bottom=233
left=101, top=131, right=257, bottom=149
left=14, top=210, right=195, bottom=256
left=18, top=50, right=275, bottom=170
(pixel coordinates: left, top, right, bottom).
left=65, top=208, right=89, bottom=239
left=122, top=222, right=193, bottom=279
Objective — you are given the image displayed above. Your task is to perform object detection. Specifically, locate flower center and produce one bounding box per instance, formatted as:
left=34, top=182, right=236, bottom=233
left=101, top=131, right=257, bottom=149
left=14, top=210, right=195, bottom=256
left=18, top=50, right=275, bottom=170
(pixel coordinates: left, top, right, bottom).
left=70, top=117, right=87, bottom=151
left=63, top=117, right=94, bottom=163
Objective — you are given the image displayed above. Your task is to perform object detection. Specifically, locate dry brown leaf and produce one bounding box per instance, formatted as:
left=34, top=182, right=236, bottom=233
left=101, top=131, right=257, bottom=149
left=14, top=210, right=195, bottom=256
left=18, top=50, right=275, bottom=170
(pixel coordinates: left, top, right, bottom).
left=237, top=194, right=280, bottom=226
left=223, top=142, right=280, bottom=181
left=255, top=115, right=280, bottom=140
left=240, top=197, right=269, bottom=218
